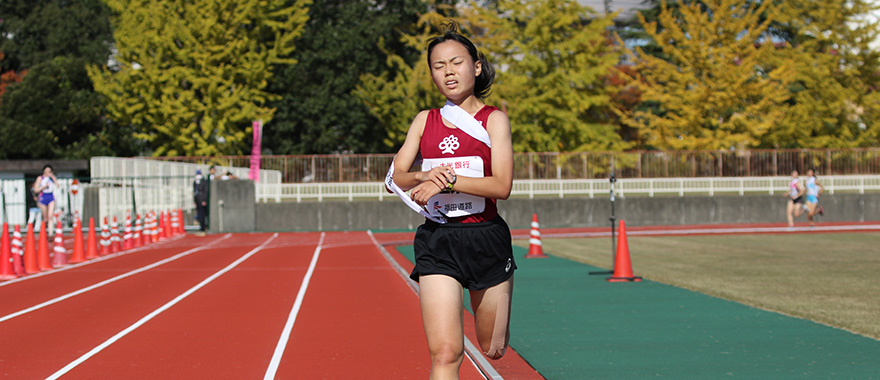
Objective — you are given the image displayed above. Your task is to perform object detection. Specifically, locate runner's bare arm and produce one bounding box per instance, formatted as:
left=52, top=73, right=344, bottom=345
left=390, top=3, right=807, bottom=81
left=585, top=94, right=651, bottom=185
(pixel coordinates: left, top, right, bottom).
left=392, top=110, right=453, bottom=193
left=449, top=110, right=513, bottom=200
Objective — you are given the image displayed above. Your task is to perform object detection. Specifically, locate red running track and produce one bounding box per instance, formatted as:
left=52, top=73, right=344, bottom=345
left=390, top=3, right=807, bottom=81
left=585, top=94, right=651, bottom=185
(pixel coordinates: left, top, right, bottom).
left=0, top=232, right=541, bottom=379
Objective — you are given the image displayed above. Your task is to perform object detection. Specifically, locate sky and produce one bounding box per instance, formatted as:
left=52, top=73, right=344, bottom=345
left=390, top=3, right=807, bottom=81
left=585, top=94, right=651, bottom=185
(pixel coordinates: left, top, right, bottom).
left=578, top=0, right=646, bottom=20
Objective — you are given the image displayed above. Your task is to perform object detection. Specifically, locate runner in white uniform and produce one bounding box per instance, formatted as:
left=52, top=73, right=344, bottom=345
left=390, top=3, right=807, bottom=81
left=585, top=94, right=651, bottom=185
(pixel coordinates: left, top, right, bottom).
left=785, top=170, right=805, bottom=228
left=32, top=164, right=58, bottom=231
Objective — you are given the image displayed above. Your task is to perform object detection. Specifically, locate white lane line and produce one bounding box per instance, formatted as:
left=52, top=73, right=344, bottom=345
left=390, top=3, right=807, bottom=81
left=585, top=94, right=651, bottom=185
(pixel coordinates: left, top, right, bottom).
left=264, top=232, right=326, bottom=380
left=0, top=234, right=232, bottom=324
left=46, top=233, right=279, bottom=380
left=0, top=234, right=188, bottom=288
left=367, top=230, right=502, bottom=380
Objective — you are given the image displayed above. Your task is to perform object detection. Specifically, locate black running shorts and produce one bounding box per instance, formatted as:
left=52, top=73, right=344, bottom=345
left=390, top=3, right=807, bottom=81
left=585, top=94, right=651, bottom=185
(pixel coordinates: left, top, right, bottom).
left=410, top=216, right=516, bottom=290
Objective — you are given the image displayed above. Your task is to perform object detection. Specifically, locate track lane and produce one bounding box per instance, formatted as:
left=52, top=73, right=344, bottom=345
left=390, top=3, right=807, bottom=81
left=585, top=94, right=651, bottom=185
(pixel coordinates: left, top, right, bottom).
left=0, top=234, right=271, bottom=379
left=58, top=233, right=324, bottom=379
left=373, top=231, right=544, bottom=379
left=0, top=235, right=219, bottom=317
left=273, top=232, right=483, bottom=379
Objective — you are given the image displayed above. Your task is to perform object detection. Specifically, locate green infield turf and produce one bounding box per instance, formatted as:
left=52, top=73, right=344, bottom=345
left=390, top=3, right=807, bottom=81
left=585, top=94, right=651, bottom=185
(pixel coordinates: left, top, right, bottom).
left=395, top=234, right=880, bottom=379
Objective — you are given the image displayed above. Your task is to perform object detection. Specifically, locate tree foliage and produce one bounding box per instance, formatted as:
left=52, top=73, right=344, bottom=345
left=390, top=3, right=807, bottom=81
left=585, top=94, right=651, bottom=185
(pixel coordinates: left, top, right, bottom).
left=468, top=0, right=627, bottom=152
left=0, top=0, right=119, bottom=159
left=357, top=0, right=625, bottom=152
left=616, top=0, right=795, bottom=150
left=88, top=0, right=311, bottom=156
left=264, top=0, right=426, bottom=155
left=766, top=0, right=880, bottom=148
left=354, top=5, right=454, bottom=150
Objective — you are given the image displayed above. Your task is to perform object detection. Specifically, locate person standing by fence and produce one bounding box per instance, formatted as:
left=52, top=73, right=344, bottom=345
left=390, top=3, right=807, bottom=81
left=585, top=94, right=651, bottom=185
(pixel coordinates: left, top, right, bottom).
left=193, top=169, right=208, bottom=235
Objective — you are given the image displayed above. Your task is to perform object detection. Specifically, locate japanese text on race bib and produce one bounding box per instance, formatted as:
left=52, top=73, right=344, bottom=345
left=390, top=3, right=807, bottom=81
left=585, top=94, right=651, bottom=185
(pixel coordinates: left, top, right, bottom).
left=421, top=156, right=485, bottom=218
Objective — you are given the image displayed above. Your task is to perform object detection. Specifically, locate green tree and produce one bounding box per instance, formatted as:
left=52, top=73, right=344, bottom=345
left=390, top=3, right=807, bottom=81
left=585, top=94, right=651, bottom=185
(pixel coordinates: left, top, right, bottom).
left=617, top=0, right=795, bottom=150
left=264, top=0, right=426, bottom=155
left=358, top=0, right=625, bottom=152
left=469, top=0, right=627, bottom=152
left=766, top=0, right=880, bottom=148
left=88, top=0, right=311, bottom=156
left=354, top=5, right=453, bottom=150
left=0, top=56, right=143, bottom=159
left=0, top=0, right=118, bottom=159
left=0, top=0, right=113, bottom=71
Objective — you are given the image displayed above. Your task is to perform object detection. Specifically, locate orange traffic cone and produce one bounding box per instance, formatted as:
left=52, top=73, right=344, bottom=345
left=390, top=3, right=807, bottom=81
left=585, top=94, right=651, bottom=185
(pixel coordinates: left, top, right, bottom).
left=123, top=212, right=133, bottom=250
left=69, top=218, right=86, bottom=264
left=158, top=210, right=166, bottom=240
left=141, top=212, right=152, bottom=245
left=38, top=221, right=52, bottom=271
left=100, top=217, right=111, bottom=256
left=110, top=216, right=121, bottom=253
left=52, top=220, right=68, bottom=268
left=524, top=213, right=548, bottom=258
left=164, top=210, right=172, bottom=238
left=11, top=225, right=25, bottom=275
left=86, top=217, right=99, bottom=260
left=177, top=209, right=185, bottom=234
left=1, top=222, right=18, bottom=280
left=607, top=220, right=642, bottom=282
left=133, top=214, right=143, bottom=248
left=23, top=223, right=39, bottom=274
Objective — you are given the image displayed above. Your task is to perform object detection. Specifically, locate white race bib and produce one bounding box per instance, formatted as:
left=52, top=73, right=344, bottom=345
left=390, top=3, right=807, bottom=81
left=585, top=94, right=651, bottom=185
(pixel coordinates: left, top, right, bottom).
left=421, top=156, right=485, bottom=218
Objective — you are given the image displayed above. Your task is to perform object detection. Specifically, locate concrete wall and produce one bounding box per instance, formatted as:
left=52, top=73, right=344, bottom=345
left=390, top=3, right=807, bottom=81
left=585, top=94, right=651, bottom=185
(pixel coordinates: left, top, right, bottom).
left=208, top=179, right=255, bottom=233
left=255, top=192, right=880, bottom=231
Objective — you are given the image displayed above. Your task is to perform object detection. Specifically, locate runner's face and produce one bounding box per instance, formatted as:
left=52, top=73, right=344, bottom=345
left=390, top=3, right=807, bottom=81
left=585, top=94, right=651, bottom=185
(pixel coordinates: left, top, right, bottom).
left=429, top=41, right=481, bottom=101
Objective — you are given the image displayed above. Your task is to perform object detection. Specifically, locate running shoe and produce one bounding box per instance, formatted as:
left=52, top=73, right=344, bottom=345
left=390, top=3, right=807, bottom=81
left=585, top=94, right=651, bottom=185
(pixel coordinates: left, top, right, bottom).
left=818, top=206, right=824, bottom=216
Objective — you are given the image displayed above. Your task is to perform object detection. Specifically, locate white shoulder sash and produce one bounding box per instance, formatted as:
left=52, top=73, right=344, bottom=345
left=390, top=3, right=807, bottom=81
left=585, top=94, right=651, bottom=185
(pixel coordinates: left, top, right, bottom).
left=440, top=101, right=492, bottom=147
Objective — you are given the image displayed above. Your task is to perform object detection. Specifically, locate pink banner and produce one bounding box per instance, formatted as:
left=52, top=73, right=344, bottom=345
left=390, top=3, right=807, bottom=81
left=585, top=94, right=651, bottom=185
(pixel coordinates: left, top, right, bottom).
left=249, top=120, right=262, bottom=182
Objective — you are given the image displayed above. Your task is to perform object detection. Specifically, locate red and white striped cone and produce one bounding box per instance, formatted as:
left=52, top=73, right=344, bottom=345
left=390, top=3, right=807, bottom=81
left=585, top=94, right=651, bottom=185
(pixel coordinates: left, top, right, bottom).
left=110, top=216, right=121, bottom=253
left=123, top=212, right=133, bottom=250
left=525, top=213, right=548, bottom=258
left=52, top=220, right=68, bottom=267
left=11, top=225, right=25, bottom=275
left=150, top=211, right=159, bottom=243
left=100, top=217, right=112, bottom=256
left=170, top=210, right=180, bottom=237
left=133, top=214, right=143, bottom=248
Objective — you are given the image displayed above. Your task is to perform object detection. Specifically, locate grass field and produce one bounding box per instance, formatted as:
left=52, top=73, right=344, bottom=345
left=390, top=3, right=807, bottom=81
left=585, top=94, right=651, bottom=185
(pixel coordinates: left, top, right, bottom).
left=513, top=232, right=880, bottom=340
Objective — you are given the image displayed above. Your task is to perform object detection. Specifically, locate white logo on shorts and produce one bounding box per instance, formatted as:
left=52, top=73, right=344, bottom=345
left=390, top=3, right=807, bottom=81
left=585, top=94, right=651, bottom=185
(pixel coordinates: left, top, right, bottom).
left=439, top=135, right=460, bottom=154
left=505, top=258, right=512, bottom=273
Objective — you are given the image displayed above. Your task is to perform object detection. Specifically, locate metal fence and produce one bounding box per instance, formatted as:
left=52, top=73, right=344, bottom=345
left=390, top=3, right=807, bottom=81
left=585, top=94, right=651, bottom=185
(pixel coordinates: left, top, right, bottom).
left=153, top=148, right=880, bottom=183
left=0, top=178, right=85, bottom=228
left=253, top=175, right=880, bottom=203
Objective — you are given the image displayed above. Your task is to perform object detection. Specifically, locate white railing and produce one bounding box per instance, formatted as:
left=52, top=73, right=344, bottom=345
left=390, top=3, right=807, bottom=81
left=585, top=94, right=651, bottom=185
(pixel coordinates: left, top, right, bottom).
left=255, top=175, right=880, bottom=203
left=90, top=157, right=284, bottom=220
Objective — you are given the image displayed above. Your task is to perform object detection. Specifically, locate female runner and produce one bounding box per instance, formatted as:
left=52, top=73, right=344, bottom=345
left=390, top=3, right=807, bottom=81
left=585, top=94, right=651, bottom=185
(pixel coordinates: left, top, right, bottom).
left=389, top=25, right=516, bottom=379
left=33, top=164, right=58, bottom=231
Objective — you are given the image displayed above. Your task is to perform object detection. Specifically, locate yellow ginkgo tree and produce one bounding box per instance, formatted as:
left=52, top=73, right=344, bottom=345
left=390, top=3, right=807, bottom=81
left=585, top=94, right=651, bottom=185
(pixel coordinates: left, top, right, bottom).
left=88, top=0, right=311, bottom=156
